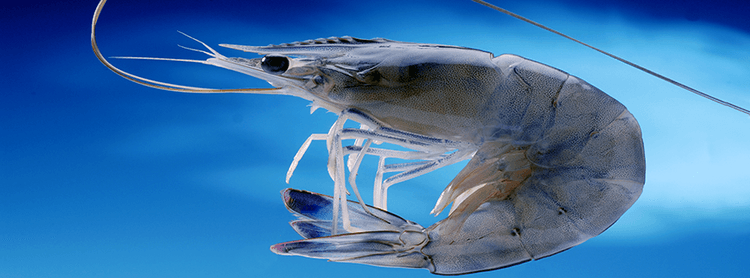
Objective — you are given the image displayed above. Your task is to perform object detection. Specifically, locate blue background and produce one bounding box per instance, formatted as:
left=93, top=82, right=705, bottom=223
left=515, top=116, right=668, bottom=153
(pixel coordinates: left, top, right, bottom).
left=2, top=0, right=750, bottom=277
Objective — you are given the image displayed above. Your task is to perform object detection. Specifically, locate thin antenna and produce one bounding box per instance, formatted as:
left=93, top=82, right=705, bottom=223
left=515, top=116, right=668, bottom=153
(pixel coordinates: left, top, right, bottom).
left=472, top=0, right=750, bottom=116
left=91, top=0, right=279, bottom=94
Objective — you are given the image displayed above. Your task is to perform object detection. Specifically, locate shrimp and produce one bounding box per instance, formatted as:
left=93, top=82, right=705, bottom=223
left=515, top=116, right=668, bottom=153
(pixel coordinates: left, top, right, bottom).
left=90, top=0, right=749, bottom=275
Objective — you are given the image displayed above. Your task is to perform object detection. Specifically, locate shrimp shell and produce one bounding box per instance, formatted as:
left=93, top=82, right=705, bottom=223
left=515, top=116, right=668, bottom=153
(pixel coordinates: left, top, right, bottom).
left=91, top=0, right=750, bottom=275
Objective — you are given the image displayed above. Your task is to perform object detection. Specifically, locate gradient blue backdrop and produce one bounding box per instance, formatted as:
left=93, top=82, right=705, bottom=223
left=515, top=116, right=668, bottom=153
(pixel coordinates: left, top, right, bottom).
left=2, top=0, right=749, bottom=277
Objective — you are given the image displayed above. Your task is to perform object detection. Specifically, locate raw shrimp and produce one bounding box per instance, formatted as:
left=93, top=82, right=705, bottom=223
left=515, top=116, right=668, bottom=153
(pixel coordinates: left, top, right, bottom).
left=90, top=0, right=748, bottom=275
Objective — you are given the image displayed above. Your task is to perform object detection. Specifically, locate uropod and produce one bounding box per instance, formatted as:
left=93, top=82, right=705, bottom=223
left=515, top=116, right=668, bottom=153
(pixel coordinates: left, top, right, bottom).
left=91, top=0, right=750, bottom=275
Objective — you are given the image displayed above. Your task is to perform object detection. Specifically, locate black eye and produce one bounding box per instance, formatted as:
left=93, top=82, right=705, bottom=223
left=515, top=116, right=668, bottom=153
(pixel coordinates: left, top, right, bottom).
left=313, top=75, right=325, bottom=85
left=261, top=56, right=289, bottom=74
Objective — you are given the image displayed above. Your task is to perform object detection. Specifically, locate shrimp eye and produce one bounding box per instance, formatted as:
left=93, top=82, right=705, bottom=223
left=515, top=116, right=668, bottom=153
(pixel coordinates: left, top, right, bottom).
left=261, top=56, right=289, bottom=74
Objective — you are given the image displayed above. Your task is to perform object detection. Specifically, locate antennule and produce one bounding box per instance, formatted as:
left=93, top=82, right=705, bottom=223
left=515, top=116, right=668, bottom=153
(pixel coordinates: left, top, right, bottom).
left=91, top=0, right=279, bottom=94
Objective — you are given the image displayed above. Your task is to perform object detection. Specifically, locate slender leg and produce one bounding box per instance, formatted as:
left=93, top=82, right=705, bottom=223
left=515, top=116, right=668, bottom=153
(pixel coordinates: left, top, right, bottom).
left=285, top=109, right=478, bottom=234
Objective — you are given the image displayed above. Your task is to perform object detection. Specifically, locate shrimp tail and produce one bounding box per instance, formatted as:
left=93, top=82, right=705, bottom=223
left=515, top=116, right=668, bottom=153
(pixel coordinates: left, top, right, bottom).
left=271, top=189, right=433, bottom=270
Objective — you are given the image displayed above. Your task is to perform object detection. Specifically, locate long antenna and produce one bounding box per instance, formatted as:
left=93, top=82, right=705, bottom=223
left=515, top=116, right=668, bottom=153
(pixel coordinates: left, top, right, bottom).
left=91, top=0, right=279, bottom=94
left=472, top=0, right=750, bottom=116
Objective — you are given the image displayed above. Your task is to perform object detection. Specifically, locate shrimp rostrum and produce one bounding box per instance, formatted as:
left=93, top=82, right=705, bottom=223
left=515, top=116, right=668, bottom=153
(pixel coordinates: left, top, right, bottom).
left=92, top=0, right=646, bottom=275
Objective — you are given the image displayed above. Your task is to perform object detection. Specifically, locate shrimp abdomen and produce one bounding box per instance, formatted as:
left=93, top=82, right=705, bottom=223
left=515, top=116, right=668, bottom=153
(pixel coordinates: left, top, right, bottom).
left=422, top=55, right=645, bottom=275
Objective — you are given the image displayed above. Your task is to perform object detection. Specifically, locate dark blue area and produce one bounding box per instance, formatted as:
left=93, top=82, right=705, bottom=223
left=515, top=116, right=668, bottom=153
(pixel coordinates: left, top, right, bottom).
left=285, top=189, right=334, bottom=220
left=564, top=0, right=750, bottom=32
